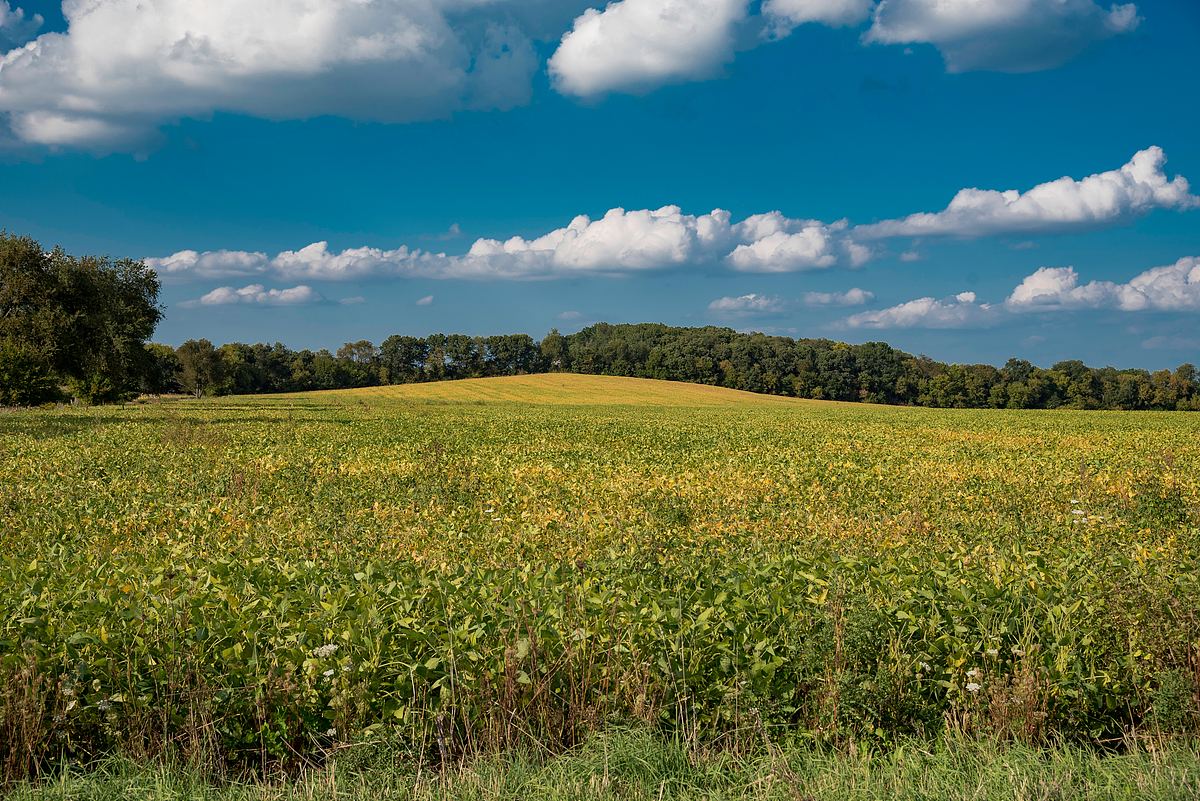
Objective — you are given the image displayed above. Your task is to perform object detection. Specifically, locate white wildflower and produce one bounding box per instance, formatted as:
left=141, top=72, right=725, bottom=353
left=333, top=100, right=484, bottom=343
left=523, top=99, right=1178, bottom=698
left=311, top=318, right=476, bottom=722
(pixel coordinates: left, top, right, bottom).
left=966, top=682, right=982, bottom=693
left=986, top=649, right=999, bottom=657
left=1071, top=509, right=1085, bottom=515
left=311, top=644, right=338, bottom=659
left=325, top=727, right=337, bottom=737
left=966, top=668, right=979, bottom=678
left=323, top=669, right=335, bottom=677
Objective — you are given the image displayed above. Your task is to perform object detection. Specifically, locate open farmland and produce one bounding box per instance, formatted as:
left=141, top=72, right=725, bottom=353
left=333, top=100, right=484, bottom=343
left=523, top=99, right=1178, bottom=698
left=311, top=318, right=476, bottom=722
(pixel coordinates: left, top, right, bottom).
left=2, top=375, right=1200, bottom=782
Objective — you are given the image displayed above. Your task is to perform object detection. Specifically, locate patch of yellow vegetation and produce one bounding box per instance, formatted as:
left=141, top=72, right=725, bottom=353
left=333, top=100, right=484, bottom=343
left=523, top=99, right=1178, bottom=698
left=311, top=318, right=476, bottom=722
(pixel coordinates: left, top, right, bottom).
left=281, top=373, right=822, bottom=407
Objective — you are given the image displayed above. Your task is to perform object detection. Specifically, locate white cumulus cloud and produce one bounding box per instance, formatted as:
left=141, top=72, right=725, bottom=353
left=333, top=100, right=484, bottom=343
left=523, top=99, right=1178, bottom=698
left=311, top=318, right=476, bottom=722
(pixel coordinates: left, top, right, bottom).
left=548, top=0, right=750, bottom=96
left=468, top=206, right=735, bottom=274
left=145, top=249, right=270, bottom=280
left=0, top=0, right=540, bottom=149
left=708, top=293, right=787, bottom=315
left=727, top=216, right=859, bottom=273
left=549, top=0, right=1141, bottom=100
left=864, top=0, right=1140, bottom=72
left=415, top=294, right=435, bottom=306
left=1, top=0, right=1152, bottom=147
left=841, top=255, right=1200, bottom=329
left=803, top=287, right=874, bottom=306
left=149, top=205, right=866, bottom=282
left=193, top=283, right=322, bottom=306
left=146, top=149, right=1196, bottom=284
left=1006, top=257, right=1200, bottom=312
left=855, top=147, right=1196, bottom=240
left=844, top=290, right=997, bottom=329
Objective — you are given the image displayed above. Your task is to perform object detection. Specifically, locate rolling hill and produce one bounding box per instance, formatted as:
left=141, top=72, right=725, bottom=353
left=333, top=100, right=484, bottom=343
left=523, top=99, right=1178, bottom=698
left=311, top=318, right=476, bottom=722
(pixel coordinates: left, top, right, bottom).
left=273, top=373, right=820, bottom=407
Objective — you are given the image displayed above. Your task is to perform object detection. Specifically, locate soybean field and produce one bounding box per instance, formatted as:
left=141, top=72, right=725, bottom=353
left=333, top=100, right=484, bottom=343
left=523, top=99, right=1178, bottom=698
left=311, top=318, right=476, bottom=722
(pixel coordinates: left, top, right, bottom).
left=2, top=374, right=1199, bottom=781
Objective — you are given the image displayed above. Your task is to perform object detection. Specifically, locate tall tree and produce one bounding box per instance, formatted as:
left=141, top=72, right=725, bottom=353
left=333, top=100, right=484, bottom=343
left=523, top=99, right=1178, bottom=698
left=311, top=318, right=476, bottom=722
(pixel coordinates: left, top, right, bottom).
left=1, top=233, right=161, bottom=404
left=176, top=339, right=225, bottom=398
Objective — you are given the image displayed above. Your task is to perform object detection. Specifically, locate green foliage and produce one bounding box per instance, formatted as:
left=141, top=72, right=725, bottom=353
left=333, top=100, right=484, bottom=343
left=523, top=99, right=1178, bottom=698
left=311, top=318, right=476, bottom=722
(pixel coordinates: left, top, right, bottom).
left=176, top=339, right=225, bottom=398
left=153, top=324, right=1199, bottom=411
left=141, top=344, right=183, bottom=395
left=0, top=233, right=161, bottom=406
left=0, top=341, right=60, bottom=406
left=1, top=387, right=1198, bottom=778
left=1149, top=671, right=1200, bottom=734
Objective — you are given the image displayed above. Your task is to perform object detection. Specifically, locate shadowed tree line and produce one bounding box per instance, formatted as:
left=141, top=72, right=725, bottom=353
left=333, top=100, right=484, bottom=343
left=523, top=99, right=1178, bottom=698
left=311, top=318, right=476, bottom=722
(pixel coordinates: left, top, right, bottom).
left=2, top=234, right=1197, bottom=410
left=158, top=324, right=1200, bottom=411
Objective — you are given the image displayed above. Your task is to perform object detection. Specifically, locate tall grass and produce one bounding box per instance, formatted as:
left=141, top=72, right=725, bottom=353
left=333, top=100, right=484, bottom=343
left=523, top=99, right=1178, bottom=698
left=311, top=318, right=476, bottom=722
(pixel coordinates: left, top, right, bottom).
left=8, top=730, right=1200, bottom=800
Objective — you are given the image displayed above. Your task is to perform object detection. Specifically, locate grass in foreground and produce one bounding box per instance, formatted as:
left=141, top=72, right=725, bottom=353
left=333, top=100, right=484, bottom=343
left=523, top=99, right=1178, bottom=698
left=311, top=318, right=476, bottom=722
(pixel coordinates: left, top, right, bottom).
left=9, top=731, right=1200, bottom=801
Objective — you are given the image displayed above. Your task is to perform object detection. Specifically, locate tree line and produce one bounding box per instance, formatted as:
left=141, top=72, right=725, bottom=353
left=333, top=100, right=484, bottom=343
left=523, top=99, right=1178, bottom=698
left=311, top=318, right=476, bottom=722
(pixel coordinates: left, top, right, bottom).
left=156, top=323, right=1200, bottom=411
left=2, top=233, right=1197, bottom=410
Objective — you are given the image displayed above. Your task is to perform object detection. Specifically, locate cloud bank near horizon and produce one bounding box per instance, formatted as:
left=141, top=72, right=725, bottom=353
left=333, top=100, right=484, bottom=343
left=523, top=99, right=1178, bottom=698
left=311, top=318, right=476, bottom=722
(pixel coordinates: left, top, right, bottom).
left=839, top=256, right=1200, bottom=330
left=147, top=148, right=1195, bottom=286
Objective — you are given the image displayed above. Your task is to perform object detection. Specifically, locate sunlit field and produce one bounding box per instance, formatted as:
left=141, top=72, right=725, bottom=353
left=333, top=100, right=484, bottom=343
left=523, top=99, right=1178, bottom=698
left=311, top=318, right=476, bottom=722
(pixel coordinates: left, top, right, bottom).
left=3, top=375, right=1199, bottom=785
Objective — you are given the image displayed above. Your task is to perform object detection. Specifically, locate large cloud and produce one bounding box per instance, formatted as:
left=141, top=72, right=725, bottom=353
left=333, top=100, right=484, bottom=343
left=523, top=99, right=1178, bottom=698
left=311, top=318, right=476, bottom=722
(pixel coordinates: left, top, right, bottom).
left=855, top=147, right=1196, bottom=240
left=0, top=1, right=1151, bottom=148
left=0, top=0, right=540, bottom=149
left=550, top=0, right=1142, bottom=99
left=149, top=205, right=864, bottom=281
left=548, top=0, right=749, bottom=97
left=865, top=0, right=1140, bottom=73
left=1006, top=258, right=1200, bottom=312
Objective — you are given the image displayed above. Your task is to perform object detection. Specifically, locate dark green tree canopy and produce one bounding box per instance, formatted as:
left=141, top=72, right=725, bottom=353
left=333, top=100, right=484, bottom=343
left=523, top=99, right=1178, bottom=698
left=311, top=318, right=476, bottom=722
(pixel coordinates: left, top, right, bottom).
left=1, top=233, right=162, bottom=405
left=141, top=323, right=1200, bottom=412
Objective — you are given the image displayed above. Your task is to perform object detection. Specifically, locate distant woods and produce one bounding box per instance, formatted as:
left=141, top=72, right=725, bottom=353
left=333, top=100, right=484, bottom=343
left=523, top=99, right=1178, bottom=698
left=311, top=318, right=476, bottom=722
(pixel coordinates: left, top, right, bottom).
left=2, top=233, right=1198, bottom=410
left=155, top=324, right=1200, bottom=411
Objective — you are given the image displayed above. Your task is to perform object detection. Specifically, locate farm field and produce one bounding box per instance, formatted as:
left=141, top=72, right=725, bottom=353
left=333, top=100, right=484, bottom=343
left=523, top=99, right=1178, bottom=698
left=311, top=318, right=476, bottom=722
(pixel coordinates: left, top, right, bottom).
left=3, top=374, right=1200, bottom=788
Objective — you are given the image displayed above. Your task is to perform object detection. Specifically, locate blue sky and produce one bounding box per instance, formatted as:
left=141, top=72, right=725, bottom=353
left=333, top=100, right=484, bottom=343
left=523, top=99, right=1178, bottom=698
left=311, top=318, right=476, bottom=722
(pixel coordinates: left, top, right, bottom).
left=2, top=0, right=1198, bottom=368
